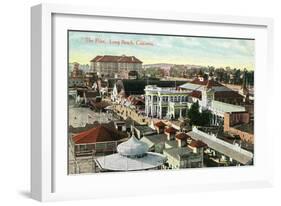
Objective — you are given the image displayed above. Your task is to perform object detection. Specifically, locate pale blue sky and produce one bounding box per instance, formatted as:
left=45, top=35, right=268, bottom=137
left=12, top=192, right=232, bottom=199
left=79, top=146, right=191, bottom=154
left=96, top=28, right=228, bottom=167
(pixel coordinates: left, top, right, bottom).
left=69, top=31, right=255, bottom=70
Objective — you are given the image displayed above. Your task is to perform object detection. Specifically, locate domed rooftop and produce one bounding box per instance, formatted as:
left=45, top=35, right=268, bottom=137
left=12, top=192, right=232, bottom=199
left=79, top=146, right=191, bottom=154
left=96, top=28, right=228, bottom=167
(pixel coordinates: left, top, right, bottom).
left=96, top=133, right=167, bottom=171
left=117, top=134, right=149, bottom=157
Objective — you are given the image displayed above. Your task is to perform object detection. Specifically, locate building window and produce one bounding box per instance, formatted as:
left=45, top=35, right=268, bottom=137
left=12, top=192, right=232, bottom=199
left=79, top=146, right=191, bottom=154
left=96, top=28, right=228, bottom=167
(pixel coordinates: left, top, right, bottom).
left=170, top=96, right=174, bottom=102
left=80, top=144, right=87, bottom=151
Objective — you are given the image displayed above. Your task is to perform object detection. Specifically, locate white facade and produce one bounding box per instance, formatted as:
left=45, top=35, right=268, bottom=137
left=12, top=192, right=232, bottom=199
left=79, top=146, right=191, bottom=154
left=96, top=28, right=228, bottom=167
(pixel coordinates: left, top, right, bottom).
left=144, top=85, right=190, bottom=119
left=111, top=84, right=118, bottom=102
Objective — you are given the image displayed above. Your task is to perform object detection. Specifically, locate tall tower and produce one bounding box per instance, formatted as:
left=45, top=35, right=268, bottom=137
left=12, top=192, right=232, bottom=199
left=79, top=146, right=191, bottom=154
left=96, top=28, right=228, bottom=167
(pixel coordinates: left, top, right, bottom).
left=202, top=79, right=215, bottom=109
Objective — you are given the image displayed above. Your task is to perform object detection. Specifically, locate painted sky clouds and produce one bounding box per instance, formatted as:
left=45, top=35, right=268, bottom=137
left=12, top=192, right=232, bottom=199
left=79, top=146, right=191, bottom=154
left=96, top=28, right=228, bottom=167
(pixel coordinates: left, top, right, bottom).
left=69, top=31, right=255, bottom=70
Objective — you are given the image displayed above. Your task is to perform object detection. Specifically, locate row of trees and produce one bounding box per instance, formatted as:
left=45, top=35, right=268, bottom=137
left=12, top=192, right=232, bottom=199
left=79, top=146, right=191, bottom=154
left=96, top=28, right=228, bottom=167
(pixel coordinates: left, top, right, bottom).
left=142, top=65, right=254, bottom=86
left=213, top=68, right=254, bottom=86
left=142, top=67, right=166, bottom=78
left=192, top=67, right=254, bottom=86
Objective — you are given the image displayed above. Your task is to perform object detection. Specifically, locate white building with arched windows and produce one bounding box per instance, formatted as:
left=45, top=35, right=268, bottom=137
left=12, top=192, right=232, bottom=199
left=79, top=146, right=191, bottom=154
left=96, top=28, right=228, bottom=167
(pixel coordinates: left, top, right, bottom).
left=144, top=85, right=190, bottom=119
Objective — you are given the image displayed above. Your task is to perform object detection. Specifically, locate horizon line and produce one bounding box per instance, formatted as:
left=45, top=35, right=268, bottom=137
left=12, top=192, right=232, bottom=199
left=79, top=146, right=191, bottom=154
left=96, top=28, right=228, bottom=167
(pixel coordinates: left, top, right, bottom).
left=68, top=61, right=254, bottom=71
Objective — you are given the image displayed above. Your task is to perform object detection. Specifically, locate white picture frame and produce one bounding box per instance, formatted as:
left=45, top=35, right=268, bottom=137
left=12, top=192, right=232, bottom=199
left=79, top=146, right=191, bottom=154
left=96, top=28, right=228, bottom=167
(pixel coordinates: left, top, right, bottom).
left=31, top=3, right=274, bottom=202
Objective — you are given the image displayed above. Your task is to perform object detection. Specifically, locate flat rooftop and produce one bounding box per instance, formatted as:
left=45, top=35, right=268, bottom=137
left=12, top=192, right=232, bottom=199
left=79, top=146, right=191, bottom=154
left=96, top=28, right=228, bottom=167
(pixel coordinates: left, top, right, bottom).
left=233, top=122, right=254, bottom=134
left=141, top=134, right=167, bottom=146
left=187, top=130, right=253, bottom=165
left=164, top=147, right=193, bottom=160
left=134, top=125, right=156, bottom=133
left=211, top=100, right=246, bottom=113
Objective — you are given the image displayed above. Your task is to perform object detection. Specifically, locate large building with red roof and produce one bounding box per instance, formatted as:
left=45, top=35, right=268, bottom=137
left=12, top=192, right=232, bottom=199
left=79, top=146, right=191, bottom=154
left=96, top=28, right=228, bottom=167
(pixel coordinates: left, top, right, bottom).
left=90, top=55, right=142, bottom=79
left=71, top=124, right=128, bottom=157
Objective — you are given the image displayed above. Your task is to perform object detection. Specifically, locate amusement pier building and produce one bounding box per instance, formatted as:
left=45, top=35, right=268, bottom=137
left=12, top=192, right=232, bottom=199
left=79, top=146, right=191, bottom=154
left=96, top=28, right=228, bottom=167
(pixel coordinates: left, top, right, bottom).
left=144, top=78, right=247, bottom=126
left=144, top=85, right=190, bottom=119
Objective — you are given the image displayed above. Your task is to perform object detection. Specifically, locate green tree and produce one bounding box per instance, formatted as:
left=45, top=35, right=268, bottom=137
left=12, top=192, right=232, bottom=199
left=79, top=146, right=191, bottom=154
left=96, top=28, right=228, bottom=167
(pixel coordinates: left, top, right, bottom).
left=198, top=70, right=204, bottom=77
left=188, top=101, right=211, bottom=126
left=234, top=69, right=241, bottom=84
left=200, top=110, right=212, bottom=126
left=187, top=101, right=200, bottom=126
left=203, top=73, right=208, bottom=80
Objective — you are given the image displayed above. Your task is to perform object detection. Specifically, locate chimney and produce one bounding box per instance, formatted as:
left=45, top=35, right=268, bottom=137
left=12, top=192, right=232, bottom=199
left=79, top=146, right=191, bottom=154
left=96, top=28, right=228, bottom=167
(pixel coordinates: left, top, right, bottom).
left=166, top=132, right=171, bottom=141
left=177, top=138, right=187, bottom=147
left=190, top=146, right=197, bottom=154
left=175, top=133, right=188, bottom=147
left=164, top=127, right=176, bottom=141
left=154, top=121, right=166, bottom=134
left=188, top=140, right=207, bottom=154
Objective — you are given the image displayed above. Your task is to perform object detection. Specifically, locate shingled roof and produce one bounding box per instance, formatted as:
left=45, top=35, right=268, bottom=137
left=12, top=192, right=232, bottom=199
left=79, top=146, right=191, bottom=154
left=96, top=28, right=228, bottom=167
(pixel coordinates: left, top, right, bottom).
left=72, top=124, right=127, bottom=144
left=90, top=55, right=142, bottom=63
left=175, top=132, right=190, bottom=140
left=164, top=127, right=177, bottom=134
left=189, top=140, right=207, bottom=148
left=190, top=90, right=202, bottom=99
left=90, top=55, right=103, bottom=62
left=214, top=91, right=244, bottom=99
left=154, top=121, right=167, bottom=128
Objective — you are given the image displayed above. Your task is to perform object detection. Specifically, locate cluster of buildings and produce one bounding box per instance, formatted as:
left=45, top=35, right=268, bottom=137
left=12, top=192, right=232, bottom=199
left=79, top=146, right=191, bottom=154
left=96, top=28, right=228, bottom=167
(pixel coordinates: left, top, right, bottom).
left=68, top=54, right=254, bottom=174
left=69, top=62, right=98, bottom=88
left=70, top=116, right=253, bottom=173
left=140, top=77, right=252, bottom=137
left=69, top=54, right=142, bottom=88
left=140, top=123, right=207, bottom=169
